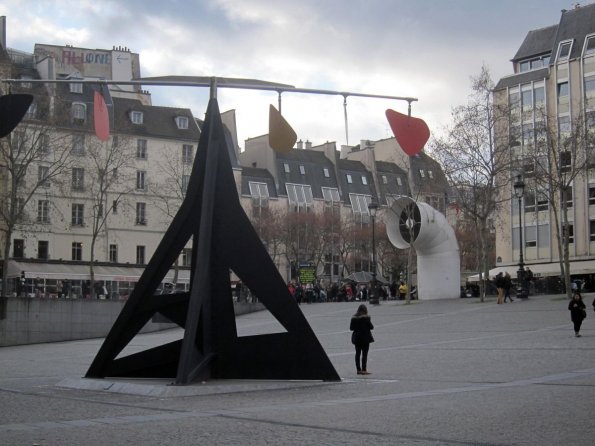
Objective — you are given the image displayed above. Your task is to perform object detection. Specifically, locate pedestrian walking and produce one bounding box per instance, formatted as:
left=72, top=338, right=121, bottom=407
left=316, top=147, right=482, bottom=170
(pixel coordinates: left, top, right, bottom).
left=494, top=272, right=505, bottom=304
left=503, top=272, right=514, bottom=302
left=350, top=304, right=374, bottom=375
left=568, top=293, right=586, bottom=337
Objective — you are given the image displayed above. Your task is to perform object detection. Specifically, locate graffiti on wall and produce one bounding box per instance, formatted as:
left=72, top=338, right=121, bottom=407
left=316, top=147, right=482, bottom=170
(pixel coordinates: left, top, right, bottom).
left=62, top=50, right=110, bottom=65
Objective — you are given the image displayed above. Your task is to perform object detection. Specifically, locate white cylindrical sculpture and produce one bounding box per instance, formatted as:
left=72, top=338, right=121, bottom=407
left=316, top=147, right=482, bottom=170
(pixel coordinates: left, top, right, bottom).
left=385, top=197, right=460, bottom=300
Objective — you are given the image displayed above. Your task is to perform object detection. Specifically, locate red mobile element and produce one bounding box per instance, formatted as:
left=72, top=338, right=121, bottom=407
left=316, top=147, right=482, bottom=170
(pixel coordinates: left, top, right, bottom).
left=94, top=90, right=110, bottom=141
left=385, top=109, right=430, bottom=156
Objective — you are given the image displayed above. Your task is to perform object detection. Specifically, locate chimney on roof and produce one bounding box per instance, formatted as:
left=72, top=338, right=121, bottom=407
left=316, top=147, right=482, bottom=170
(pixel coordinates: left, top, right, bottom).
left=305, top=140, right=312, bottom=150
left=0, top=16, right=6, bottom=50
left=296, top=139, right=303, bottom=149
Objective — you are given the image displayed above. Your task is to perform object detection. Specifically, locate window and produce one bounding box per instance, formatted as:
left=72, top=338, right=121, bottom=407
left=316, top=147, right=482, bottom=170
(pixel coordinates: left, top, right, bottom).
left=176, top=116, right=189, bottom=129
left=396, top=177, right=403, bottom=186
left=322, top=187, right=340, bottom=203
left=519, top=55, right=550, bottom=72
left=69, top=80, right=83, bottom=93
left=585, top=35, right=595, bottom=56
left=181, top=248, right=192, bottom=267
left=537, top=187, right=549, bottom=211
left=565, top=223, right=574, bottom=244
left=283, top=163, right=290, bottom=173
left=558, top=116, right=571, bottom=136
left=563, top=185, right=573, bottom=208
left=524, top=189, right=536, bottom=213
left=522, top=88, right=533, bottom=111
left=522, top=123, right=534, bottom=147
left=182, top=144, right=193, bottom=164
left=72, top=242, right=82, bottom=261
left=585, top=75, right=595, bottom=108
left=136, top=202, right=147, bottom=225
left=323, top=168, right=330, bottom=178
left=136, top=170, right=147, bottom=190
left=557, top=41, right=572, bottom=61
left=520, top=60, right=530, bottom=72
left=37, top=241, right=49, bottom=260
left=25, top=102, right=37, bottom=119
left=419, top=169, right=425, bottom=178
left=136, top=245, right=146, bottom=265
left=361, top=176, right=368, bottom=185
left=299, top=165, right=306, bottom=175
left=557, top=82, right=569, bottom=100
left=525, top=225, right=537, bottom=247
left=182, top=175, right=190, bottom=194
left=382, top=175, right=387, bottom=184
left=37, top=134, right=50, bottom=156
left=137, top=139, right=147, bottom=159
left=590, top=220, right=595, bottom=241
left=38, top=166, right=50, bottom=187
left=10, top=197, right=25, bottom=219
left=428, top=170, right=434, bottom=179
left=112, top=168, right=118, bottom=179
left=109, top=244, right=118, bottom=263
left=72, top=204, right=84, bottom=226
left=349, top=193, right=372, bottom=214
left=72, top=168, right=85, bottom=191
left=37, top=200, right=50, bottom=223
left=560, top=151, right=572, bottom=168
left=112, top=200, right=118, bottom=214
left=286, top=183, right=313, bottom=211
left=534, top=85, right=545, bottom=107
left=589, top=186, right=595, bottom=205
left=13, top=239, right=24, bottom=258
left=71, top=102, right=86, bottom=123
left=346, top=174, right=352, bottom=184
left=131, top=111, right=143, bottom=124
left=71, top=134, right=85, bottom=155
left=249, top=181, right=269, bottom=208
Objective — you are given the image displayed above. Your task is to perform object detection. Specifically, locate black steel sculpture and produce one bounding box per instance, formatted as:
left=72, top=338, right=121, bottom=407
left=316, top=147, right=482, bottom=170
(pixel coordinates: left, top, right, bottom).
left=0, top=93, right=33, bottom=138
left=85, top=97, right=340, bottom=384
left=4, top=74, right=417, bottom=385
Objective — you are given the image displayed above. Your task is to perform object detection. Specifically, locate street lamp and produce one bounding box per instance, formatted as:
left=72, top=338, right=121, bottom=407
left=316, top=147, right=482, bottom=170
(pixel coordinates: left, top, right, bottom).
left=513, top=174, right=526, bottom=299
left=368, top=201, right=379, bottom=305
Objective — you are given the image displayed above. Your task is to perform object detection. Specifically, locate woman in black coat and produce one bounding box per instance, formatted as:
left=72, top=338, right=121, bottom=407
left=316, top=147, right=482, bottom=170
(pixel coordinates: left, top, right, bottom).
left=350, top=304, right=374, bottom=375
left=568, top=293, right=586, bottom=337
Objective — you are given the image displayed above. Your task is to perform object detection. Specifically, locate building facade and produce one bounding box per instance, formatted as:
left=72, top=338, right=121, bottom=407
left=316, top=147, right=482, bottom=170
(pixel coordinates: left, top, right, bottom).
left=493, top=4, right=595, bottom=285
left=1, top=32, right=452, bottom=297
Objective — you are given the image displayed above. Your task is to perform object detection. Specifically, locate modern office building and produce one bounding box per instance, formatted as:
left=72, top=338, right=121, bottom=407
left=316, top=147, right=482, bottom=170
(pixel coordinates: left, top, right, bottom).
left=493, top=3, right=595, bottom=285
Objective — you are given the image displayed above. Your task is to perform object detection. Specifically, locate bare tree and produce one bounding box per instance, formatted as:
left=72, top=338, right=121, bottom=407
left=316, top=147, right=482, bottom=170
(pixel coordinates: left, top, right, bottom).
left=527, top=108, right=594, bottom=298
left=430, top=65, right=512, bottom=301
left=149, top=146, right=193, bottom=286
left=0, top=103, right=72, bottom=295
left=85, top=134, right=135, bottom=297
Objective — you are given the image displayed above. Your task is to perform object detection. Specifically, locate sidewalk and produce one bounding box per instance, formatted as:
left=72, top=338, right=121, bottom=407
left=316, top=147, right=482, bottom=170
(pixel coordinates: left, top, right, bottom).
left=1, top=295, right=593, bottom=445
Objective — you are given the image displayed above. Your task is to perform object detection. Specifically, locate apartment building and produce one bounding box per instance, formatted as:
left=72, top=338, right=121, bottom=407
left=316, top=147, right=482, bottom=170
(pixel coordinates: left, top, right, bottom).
left=493, top=3, right=595, bottom=285
left=1, top=34, right=451, bottom=297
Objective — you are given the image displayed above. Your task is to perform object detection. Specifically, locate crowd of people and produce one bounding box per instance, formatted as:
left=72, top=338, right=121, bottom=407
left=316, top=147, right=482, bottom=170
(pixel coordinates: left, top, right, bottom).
left=285, top=280, right=417, bottom=304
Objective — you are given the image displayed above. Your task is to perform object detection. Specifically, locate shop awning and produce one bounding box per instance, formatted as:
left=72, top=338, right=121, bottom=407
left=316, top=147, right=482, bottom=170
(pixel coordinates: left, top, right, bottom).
left=467, top=259, right=595, bottom=282
left=6, top=260, right=190, bottom=282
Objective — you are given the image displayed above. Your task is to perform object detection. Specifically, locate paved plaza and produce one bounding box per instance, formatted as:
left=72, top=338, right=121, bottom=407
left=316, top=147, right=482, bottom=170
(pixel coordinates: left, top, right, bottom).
left=1, top=294, right=594, bottom=445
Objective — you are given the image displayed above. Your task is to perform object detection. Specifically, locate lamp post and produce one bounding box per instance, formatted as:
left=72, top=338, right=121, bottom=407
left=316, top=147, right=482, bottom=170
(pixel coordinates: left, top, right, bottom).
left=368, top=201, right=379, bottom=305
left=513, top=174, right=526, bottom=299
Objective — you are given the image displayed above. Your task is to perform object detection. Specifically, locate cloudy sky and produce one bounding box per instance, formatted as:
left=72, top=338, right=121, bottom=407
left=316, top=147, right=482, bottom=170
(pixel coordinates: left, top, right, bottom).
left=0, top=0, right=578, bottom=149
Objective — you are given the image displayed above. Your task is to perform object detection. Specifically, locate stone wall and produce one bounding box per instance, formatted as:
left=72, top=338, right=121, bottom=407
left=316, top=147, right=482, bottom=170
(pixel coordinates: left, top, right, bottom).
left=0, top=297, right=264, bottom=346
